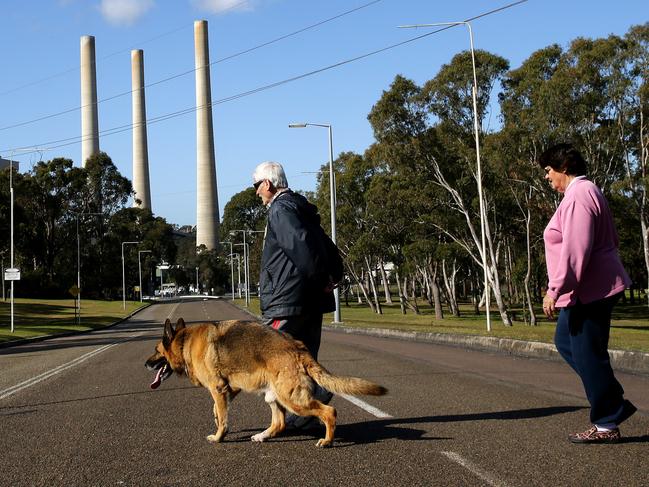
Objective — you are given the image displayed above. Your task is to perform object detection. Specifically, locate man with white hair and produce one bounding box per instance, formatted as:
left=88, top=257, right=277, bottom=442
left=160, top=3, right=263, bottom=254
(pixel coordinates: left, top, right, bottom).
left=252, top=161, right=338, bottom=427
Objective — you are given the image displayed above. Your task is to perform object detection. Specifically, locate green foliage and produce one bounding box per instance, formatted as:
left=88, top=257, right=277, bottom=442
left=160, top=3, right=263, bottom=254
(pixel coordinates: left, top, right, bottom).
left=0, top=152, right=182, bottom=299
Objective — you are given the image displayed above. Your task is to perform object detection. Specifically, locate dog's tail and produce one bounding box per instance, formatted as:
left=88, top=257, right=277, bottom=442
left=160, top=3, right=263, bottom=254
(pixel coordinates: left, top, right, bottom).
left=303, top=354, right=387, bottom=396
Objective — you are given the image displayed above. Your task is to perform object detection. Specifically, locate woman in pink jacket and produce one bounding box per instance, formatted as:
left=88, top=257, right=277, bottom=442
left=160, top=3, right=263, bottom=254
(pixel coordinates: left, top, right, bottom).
left=540, top=143, right=635, bottom=444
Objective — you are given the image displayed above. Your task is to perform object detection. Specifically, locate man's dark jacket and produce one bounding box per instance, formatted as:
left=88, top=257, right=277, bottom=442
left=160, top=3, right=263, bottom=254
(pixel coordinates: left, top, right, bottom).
left=259, top=190, right=335, bottom=318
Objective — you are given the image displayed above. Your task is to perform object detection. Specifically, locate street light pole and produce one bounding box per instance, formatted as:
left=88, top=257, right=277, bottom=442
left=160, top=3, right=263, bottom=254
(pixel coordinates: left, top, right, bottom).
left=222, top=241, right=234, bottom=300
left=5, top=146, right=50, bottom=332
left=9, top=155, right=14, bottom=332
left=233, top=242, right=248, bottom=306
left=138, top=250, right=151, bottom=302
left=242, top=232, right=248, bottom=306
left=73, top=212, right=102, bottom=320
left=289, top=122, right=342, bottom=324
left=230, top=230, right=263, bottom=306
left=245, top=230, right=264, bottom=305
left=230, top=230, right=248, bottom=305
left=0, top=250, right=5, bottom=302
left=122, top=241, right=139, bottom=310
left=397, top=21, right=491, bottom=331
left=234, top=253, right=242, bottom=298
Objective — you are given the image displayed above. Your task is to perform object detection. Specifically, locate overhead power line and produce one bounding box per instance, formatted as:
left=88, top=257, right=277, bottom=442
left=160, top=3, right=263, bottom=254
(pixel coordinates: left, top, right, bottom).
left=2, top=0, right=528, bottom=158
left=0, top=0, right=384, bottom=132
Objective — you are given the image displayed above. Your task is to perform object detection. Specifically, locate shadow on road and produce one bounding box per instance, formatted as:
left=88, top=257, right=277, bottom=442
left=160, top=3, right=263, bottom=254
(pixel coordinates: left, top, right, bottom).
left=332, top=405, right=587, bottom=445
left=233, top=406, right=588, bottom=446
left=619, top=435, right=649, bottom=444
left=0, top=385, right=197, bottom=411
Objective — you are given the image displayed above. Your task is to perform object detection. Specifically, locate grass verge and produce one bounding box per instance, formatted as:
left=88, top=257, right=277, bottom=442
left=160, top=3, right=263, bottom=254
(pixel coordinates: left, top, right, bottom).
left=235, top=297, right=649, bottom=353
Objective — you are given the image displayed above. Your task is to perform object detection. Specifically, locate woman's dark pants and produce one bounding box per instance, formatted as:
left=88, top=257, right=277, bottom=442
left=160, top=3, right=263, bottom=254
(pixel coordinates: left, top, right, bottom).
left=554, top=294, right=628, bottom=425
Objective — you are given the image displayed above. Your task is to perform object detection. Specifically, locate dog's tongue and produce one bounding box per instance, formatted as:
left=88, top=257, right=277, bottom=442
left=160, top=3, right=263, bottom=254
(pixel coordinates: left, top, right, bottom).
left=150, top=367, right=164, bottom=390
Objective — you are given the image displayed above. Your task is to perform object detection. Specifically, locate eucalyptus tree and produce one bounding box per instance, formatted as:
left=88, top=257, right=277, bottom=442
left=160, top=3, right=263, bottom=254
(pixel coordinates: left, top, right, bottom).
left=82, top=152, right=133, bottom=216
left=365, top=53, right=513, bottom=324
left=421, top=49, right=512, bottom=325
left=615, top=24, right=649, bottom=302
left=500, top=24, right=649, bottom=304
left=17, top=158, right=85, bottom=286
left=311, top=151, right=385, bottom=312
left=365, top=75, right=447, bottom=316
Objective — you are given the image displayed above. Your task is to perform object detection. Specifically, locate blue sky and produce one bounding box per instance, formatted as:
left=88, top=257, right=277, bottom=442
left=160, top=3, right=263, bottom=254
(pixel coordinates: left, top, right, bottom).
left=1, top=0, right=646, bottom=227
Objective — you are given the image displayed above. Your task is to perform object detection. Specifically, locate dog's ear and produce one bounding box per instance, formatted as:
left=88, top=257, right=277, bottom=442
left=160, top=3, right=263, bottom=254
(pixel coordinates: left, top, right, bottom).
left=176, top=317, right=186, bottom=330
left=163, top=319, right=174, bottom=348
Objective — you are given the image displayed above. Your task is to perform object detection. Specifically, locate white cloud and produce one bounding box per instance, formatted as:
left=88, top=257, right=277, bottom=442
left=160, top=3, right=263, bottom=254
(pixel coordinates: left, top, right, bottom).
left=191, top=0, right=253, bottom=15
left=100, top=0, right=155, bottom=26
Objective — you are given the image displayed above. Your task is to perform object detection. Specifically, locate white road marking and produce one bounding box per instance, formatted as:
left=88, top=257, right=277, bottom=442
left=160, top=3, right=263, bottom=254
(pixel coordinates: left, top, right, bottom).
left=0, top=332, right=146, bottom=401
left=441, top=451, right=508, bottom=487
left=339, top=393, right=392, bottom=418
left=167, top=302, right=181, bottom=320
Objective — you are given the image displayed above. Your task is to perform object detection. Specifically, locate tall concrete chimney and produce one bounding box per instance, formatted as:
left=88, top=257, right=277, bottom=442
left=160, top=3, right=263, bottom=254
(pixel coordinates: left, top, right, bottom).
left=131, top=49, right=152, bottom=210
left=80, top=35, right=99, bottom=167
left=194, top=20, right=220, bottom=250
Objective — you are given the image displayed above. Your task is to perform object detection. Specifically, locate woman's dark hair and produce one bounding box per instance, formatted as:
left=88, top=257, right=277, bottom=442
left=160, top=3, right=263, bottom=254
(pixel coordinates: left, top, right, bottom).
left=538, top=143, right=588, bottom=176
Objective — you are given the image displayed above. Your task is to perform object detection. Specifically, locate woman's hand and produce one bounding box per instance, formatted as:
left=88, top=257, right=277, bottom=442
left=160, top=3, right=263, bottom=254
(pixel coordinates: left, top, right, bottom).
left=543, top=294, right=556, bottom=319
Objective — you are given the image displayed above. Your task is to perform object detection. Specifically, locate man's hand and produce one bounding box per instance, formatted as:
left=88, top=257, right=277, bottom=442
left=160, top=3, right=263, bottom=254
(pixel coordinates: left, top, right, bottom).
left=543, top=294, right=556, bottom=320
left=323, top=277, right=338, bottom=293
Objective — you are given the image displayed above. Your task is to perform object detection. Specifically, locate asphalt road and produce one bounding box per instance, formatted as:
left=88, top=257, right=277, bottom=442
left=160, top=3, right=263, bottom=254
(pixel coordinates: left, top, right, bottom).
left=1, top=298, right=647, bottom=487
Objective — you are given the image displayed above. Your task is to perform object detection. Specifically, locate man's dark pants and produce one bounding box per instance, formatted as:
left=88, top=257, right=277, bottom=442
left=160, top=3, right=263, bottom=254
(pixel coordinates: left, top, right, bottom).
left=263, top=311, right=324, bottom=360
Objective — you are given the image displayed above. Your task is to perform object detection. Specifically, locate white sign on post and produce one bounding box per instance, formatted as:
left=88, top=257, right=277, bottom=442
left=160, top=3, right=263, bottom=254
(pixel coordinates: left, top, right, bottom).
left=4, top=268, right=20, bottom=281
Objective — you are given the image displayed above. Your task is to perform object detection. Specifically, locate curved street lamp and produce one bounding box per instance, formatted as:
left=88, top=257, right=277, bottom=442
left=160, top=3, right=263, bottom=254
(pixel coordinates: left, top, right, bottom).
left=397, top=21, right=491, bottom=331
left=138, top=249, right=152, bottom=302
left=289, top=122, right=342, bottom=324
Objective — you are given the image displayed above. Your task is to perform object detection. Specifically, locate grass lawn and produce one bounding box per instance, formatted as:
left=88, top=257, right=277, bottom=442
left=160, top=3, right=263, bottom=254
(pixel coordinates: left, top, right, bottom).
left=235, top=297, right=649, bottom=353
left=0, top=298, right=146, bottom=344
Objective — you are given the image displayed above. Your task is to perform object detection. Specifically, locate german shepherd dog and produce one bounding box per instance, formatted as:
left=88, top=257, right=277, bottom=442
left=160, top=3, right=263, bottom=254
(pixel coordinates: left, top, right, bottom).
left=145, top=318, right=387, bottom=447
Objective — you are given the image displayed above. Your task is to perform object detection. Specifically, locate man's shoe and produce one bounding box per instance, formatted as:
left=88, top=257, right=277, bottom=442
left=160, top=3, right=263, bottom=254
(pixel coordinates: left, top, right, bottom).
left=569, top=426, right=621, bottom=444
left=285, top=413, right=316, bottom=430
left=285, top=388, right=332, bottom=430
left=314, top=386, right=333, bottom=405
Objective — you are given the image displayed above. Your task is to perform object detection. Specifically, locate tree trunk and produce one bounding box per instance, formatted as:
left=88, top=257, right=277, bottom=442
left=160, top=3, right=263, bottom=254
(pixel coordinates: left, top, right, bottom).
left=473, top=279, right=480, bottom=315
left=395, top=270, right=407, bottom=314
left=522, top=187, right=537, bottom=326
left=428, top=157, right=512, bottom=325
left=425, top=262, right=443, bottom=320
left=505, top=240, right=515, bottom=306
left=398, top=273, right=419, bottom=314
left=409, top=276, right=420, bottom=314
left=484, top=213, right=513, bottom=326
left=441, top=259, right=460, bottom=317
left=365, top=256, right=382, bottom=315
left=379, top=260, right=393, bottom=304
left=642, top=218, right=649, bottom=307
left=348, top=265, right=375, bottom=311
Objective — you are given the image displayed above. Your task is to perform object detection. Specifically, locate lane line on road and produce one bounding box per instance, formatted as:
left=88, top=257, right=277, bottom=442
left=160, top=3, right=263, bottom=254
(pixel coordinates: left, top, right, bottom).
left=339, top=393, right=393, bottom=418
left=167, top=302, right=181, bottom=321
left=0, top=332, right=147, bottom=402
left=441, top=451, right=508, bottom=487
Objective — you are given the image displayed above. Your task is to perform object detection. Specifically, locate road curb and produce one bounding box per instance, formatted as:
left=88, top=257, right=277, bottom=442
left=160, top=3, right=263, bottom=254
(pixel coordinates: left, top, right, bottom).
left=0, top=303, right=150, bottom=350
left=324, top=324, right=649, bottom=376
